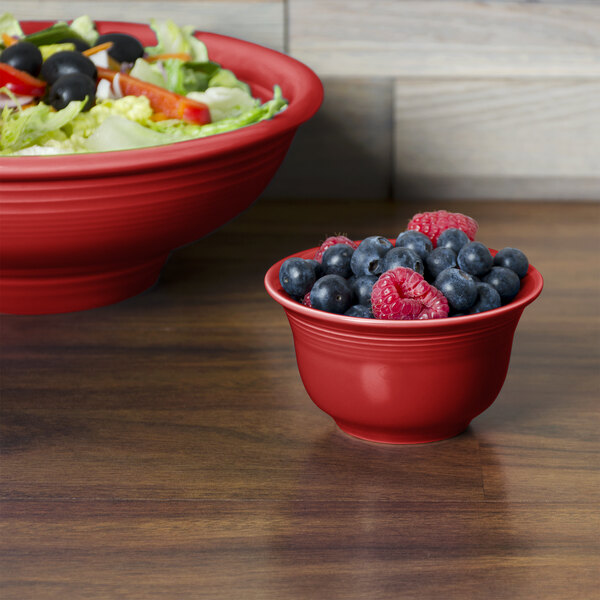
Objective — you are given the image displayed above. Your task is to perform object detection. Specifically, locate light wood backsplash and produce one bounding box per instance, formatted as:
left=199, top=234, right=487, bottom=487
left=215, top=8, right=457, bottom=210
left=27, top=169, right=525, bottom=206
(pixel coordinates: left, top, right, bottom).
left=9, top=0, right=600, bottom=200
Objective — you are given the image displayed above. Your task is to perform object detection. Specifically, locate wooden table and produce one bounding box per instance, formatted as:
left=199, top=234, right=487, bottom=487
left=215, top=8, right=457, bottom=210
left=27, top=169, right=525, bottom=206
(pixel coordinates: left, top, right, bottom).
left=1, top=200, right=598, bottom=599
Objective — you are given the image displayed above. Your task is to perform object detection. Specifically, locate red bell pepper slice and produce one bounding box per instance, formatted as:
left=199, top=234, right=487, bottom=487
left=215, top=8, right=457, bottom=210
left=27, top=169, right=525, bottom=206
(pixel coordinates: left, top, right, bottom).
left=97, top=67, right=211, bottom=125
left=0, top=63, right=46, bottom=97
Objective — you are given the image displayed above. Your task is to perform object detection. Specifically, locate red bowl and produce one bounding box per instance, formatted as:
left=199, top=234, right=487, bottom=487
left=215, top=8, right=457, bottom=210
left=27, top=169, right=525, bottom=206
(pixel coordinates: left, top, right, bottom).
left=265, top=246, right=544, bottom=444
left=0, top=21, right=323, bottom=314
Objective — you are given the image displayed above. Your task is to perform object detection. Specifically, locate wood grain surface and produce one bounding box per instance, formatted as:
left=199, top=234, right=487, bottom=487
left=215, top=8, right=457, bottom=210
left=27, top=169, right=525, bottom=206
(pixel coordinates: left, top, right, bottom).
left=1, top=200, right=599, bottom=599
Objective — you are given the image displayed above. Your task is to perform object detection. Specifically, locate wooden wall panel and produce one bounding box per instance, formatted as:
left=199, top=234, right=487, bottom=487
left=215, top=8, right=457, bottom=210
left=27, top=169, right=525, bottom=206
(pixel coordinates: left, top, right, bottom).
left=9, top=0, right=285, bottom=51
left=393, top=78, right=600, bottom=200
left=263, top=78, right=393, bottom=200
left=5, top=1, right=600, bottom=200
left=288, top=0, right=600, bottom=78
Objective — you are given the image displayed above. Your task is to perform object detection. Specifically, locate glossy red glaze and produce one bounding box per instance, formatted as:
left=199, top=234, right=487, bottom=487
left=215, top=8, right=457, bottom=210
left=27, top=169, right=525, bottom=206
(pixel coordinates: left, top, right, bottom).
left=265, top=247, right=544, bottom=444
left=0, top=21, right=323, bottom=314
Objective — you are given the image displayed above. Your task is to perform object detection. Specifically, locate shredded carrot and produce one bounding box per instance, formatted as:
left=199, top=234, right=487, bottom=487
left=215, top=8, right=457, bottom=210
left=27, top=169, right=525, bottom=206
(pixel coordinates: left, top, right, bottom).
left=2, top=33, right=17, bottom=47
left=146, top=53, right=192, bottom=63
left=150, top=112, right=170, bottom=121
left=82, top=41, right=113, bottom=56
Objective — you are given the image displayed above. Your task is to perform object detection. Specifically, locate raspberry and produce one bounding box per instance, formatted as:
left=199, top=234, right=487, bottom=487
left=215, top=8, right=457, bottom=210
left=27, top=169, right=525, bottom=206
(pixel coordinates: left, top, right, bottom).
left=371, top=267, right=449, bottom=320
left=314, top=235, right=358, bottom=262
left=302, top=291, right=312, bottom=307
left=407, top=210, right=478, bottom=248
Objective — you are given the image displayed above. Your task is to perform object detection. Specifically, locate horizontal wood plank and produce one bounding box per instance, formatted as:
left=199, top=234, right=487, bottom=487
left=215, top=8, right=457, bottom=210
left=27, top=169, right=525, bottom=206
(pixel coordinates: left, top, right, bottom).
left=393, top=78, right=600, bottom=200
left=1, top=500, right=598, bottom=600
left=9, top=0, right=285, bottom=51
left=289, top=0, right=600, bottom=77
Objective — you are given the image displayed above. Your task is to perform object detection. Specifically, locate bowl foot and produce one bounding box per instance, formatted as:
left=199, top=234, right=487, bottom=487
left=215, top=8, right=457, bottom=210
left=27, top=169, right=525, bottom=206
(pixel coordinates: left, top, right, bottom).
left=334, top=419, right=471, bottom=445
left=0, top=255, right=168, bottom=315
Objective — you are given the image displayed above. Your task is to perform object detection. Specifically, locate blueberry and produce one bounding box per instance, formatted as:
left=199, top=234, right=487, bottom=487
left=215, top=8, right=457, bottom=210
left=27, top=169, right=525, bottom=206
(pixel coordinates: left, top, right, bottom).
left=457, top=241, right=493, bottom=277
left=437, top=228, right=470, bottom=254
left=305, top=259, right=324, bottom=279
left=434, top=268, right=478, bottom=311
left=494, top=247, right=529, bottom=279
left=395, top=230, right=433, bottom=260
left=350, top=236, right=393, bottom=277
left=382, top=247, right=424, bottom=275
left=468, top=282, right=501, bottom=314
left=352, top=275, right=378, bottom=306
left=322, top=244, right=354, bottom=278
left=279, top=257, right=316, bottom=298
left=310, top=275, right=354, bottom=314
left=344, top=304, right=373, bottom=318
left=482, top=267, right=520, bottom=304
left=425, top=247, right=457, bottom=281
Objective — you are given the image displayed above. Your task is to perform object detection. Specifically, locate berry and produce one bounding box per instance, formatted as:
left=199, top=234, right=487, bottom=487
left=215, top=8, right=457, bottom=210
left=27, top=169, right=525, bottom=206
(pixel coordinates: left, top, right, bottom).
left=482, top=267, right=520, bottom=304
left=457, top=241, right=493, bottom=277
left=468, top=282, right=501, bottom=314
left=310, top=275, right=354, bottom=314
left=437, top=228, right=470, bottom=254
left=407, top=210, right=478, bottom=247
left=395, top=230, right=432, bottom=260
left=314, top=235, right=357, bottom=262
left=353, top=275, right=378, bottom=306
left=322, top=244, right=354, bottom=278
left=306, top=259, right=325, bottom=279
left=434, top=268, right=478, bottom=311
left=279, top=257, right=316, bottom=298
left=350, top=236, right=394, bottom=277
left=345, top=304, right=373, bottom=318
left=425, top=247, right=457, bottom=281
left=494, top=247, right=529, bottom=279
left=383, top=246, right=424, bottom=275
left=302, top=291, right=312, bottom=307
left=371, top=267, right=449, bottom=320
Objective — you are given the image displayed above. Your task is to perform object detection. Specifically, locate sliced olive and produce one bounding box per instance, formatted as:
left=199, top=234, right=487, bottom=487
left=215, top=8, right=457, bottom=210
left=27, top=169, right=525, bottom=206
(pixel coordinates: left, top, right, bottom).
left=58, top=37, right=91, bottom=52
left=0, top=41, right=43, bottom=76
left=95, top=33, right=144, bottom=64
left=40, top=51, right=97, bottom=85
left=46, top=73, right=96, bottom=111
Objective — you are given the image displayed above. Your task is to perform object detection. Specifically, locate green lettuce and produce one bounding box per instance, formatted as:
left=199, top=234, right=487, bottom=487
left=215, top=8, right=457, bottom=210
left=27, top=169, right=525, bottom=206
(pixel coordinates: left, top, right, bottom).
left=0, top=13, right=23, bottom=39
left=0, top=97, right=86, bottom=154
left=146, top=19, right=208, bottom=62
left=82, top=115, right=182, bottom=152
left=70, top=15, right=98, bottom=46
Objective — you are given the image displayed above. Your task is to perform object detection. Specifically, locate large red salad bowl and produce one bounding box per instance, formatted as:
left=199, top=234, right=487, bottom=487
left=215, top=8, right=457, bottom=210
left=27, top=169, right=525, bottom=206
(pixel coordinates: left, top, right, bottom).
left=0, top=21, right=323, bottom=314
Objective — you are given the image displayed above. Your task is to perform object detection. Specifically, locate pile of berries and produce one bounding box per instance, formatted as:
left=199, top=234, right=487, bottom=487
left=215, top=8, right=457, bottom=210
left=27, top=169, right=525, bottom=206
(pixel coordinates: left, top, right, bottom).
left=278, top=210, right=529, bottom=320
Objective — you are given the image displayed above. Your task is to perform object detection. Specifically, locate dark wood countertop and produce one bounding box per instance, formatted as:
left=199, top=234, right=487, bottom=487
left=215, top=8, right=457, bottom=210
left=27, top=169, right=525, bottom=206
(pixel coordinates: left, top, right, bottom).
left=1, top=199, right=598, bottom=599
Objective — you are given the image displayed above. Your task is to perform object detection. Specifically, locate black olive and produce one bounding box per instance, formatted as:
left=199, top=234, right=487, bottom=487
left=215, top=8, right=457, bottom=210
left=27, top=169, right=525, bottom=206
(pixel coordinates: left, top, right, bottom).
left=0, top=41, right=43, bottom=76
left=95, top=33, right=144, bottom=64
left=58, top=37, right=91, bottom=52
left=46, top=73, right=96, bottom=111
left=40, top=51, right=97, bottom=85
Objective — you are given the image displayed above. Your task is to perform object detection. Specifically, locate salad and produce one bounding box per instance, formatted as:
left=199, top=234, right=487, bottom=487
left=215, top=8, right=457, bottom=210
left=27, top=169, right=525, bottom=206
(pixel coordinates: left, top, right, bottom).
left=0, top=14, right=287, bottom=155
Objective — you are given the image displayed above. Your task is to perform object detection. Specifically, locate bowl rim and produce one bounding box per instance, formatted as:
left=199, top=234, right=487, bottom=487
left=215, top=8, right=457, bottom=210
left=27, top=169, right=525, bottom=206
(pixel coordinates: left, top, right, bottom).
left=0, top=20, right=323, bottom=179
left=264, top=244, right=544, bottom=330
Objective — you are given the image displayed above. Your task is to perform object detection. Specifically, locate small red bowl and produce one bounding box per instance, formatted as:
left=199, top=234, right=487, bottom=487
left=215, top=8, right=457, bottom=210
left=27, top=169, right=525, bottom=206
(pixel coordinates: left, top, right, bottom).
left=265, top=246, right=544, bottom=444
left=0, top=21, right=323, bottom=314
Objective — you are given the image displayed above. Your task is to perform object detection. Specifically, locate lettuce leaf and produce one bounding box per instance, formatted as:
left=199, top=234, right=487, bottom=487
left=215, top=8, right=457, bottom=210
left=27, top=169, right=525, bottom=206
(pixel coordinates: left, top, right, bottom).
left=146, top=19, right=208, bottom=62
left=70, top=15, right=99, bottom=46
left=0, top=13, right=23, bottom=39
left=186, top=86, right=258, bottom=122
left=82, top=114, right=182, bottom=152
left=0, top=98, right=86, bottom=153
left=208, top=68, right=250, bottom=94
